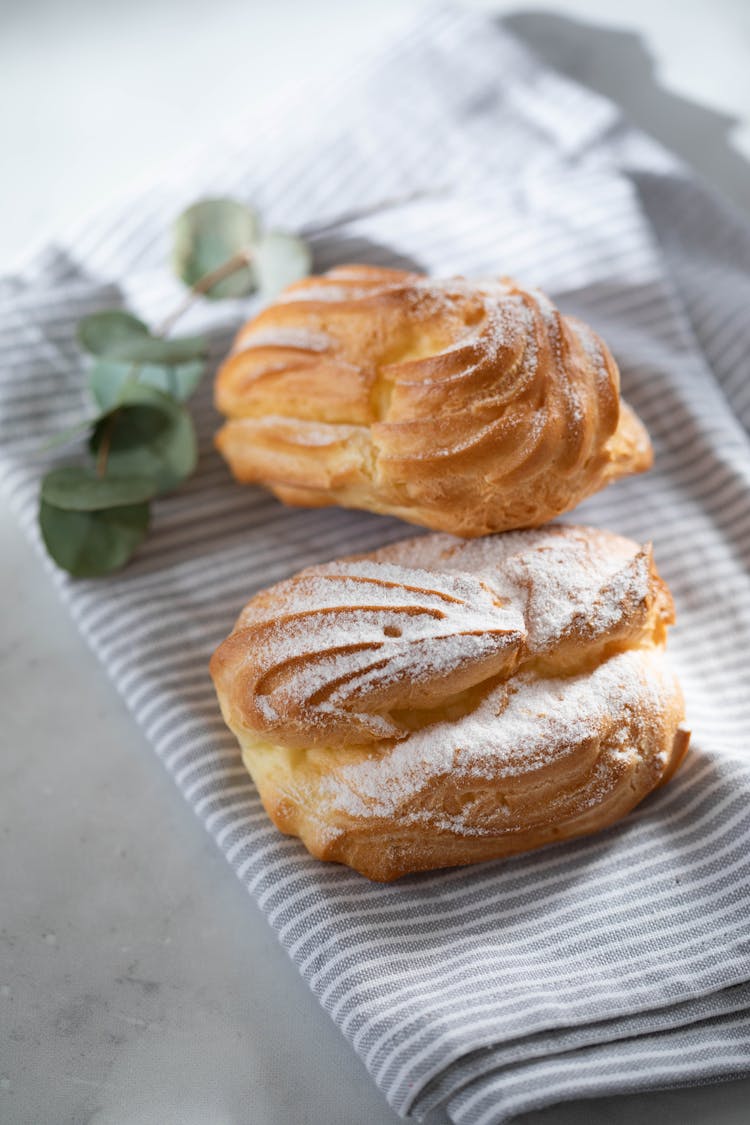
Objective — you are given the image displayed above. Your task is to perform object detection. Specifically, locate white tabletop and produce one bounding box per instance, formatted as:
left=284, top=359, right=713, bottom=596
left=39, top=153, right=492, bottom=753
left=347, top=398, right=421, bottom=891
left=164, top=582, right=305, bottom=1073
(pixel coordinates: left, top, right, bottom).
left=2, top=2, right=750, bottom=1122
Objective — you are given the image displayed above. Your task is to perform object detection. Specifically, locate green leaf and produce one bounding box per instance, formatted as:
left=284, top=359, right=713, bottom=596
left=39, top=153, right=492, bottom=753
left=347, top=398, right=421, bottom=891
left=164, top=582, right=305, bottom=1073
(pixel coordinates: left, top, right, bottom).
left=78, top=310, right=206, bottom=364
left=41, top=466, right=159, bottom=510
left=90, top=383, right=197, bottom=495
left=89, top=358, right=205, bottom=411
left=39, top=499, right=150, bottom=578
left=172, top=198, right=259, bottom=299
left=253, top=230, right=312, bottom=298
left=78, top=310, right=148, bottom=356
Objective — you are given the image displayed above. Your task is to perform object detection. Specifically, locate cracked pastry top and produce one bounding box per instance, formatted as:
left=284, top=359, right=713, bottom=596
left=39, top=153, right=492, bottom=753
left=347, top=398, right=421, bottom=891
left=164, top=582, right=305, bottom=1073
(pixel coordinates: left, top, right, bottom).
left=210, top=525, right=689, bottom=881
left=214, top=266, right=652, bottom=536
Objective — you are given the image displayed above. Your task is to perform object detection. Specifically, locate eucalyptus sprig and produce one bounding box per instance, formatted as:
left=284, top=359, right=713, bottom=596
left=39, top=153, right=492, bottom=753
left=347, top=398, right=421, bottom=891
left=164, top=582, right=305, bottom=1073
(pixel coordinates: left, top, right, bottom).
left=38, top=198, right=311, bottom=577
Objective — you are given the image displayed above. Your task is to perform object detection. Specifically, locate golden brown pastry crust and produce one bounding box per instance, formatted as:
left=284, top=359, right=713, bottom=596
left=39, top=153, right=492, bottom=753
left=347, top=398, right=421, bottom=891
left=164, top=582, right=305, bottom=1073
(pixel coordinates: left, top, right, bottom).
left=214, top=266, right=652, bottom=536
left=210, top=525, right=689, bottom=881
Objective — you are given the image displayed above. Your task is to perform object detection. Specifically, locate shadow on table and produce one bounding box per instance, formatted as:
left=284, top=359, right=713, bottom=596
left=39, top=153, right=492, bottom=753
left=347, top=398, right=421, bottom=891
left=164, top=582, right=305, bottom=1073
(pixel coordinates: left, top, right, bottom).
left=503, top=10, right=750, bottom=215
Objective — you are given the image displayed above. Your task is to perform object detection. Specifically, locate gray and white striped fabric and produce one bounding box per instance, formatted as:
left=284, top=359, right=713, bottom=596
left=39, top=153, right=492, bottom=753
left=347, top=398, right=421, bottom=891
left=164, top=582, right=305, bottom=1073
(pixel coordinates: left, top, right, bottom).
left=2, top=7, right=750, bottom=1122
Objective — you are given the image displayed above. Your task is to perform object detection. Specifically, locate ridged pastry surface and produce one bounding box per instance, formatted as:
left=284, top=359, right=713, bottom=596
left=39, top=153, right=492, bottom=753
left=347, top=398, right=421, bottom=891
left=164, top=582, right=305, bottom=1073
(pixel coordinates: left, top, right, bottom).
left=210, top=525, right=689, bottom=880
left=214, top=266, right=652, bottom=535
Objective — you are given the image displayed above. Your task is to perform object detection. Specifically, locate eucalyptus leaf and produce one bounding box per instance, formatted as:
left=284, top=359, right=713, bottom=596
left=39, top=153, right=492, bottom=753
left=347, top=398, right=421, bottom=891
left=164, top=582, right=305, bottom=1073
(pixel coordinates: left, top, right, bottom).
left=41, top=466, right=159, bottom=511
left=78, top=310, right=206, bottom=364
left=90, top=383, right=197, bottom=494
left=39, top=499, right=150, bottom=578
left=78, top=310, right=149, bottom=356
left=173, top=198, right=259, bottom=299
left=253, top=230, right=312, bottom=298
left=89, top=358, right=205, bottom=411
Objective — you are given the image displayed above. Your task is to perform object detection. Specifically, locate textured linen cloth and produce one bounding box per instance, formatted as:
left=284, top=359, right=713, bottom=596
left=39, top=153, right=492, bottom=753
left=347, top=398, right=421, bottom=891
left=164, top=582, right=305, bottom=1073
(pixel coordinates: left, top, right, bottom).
left=2, top=8, right=750, bottom=1122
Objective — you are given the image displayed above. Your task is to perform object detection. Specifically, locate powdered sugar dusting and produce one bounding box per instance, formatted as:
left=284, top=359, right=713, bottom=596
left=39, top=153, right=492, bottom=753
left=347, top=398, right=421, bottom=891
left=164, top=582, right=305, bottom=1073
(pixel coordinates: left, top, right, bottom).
left=220, top=268, right=636, bottom=537
left=571, top=318, right=612, bottom=388
left=322, top=647, right=669, bottom=822
left=366, top=526, right=652, bottom=654
left=221, top=525, right=670, bottom=828
left=237, top=560, right=527, bottom=743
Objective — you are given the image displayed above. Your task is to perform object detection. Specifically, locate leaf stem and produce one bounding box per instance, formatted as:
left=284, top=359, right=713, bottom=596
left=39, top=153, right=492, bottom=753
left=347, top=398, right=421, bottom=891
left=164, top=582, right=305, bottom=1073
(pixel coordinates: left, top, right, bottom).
left=156, top=247, right=255, bottom=337
left=96, top=417, right=115, bottom=478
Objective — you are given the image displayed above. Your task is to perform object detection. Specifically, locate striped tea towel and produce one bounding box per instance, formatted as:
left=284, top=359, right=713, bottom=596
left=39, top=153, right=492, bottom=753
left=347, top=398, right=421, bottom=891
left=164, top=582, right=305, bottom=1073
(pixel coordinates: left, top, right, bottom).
left=1, top=7, right=750, bottom=1122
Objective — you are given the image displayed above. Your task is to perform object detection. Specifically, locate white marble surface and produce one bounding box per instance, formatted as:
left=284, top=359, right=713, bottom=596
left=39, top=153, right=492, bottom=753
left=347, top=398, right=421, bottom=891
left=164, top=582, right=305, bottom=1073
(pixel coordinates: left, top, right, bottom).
left=2, top=2, right=750, bottom=1123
